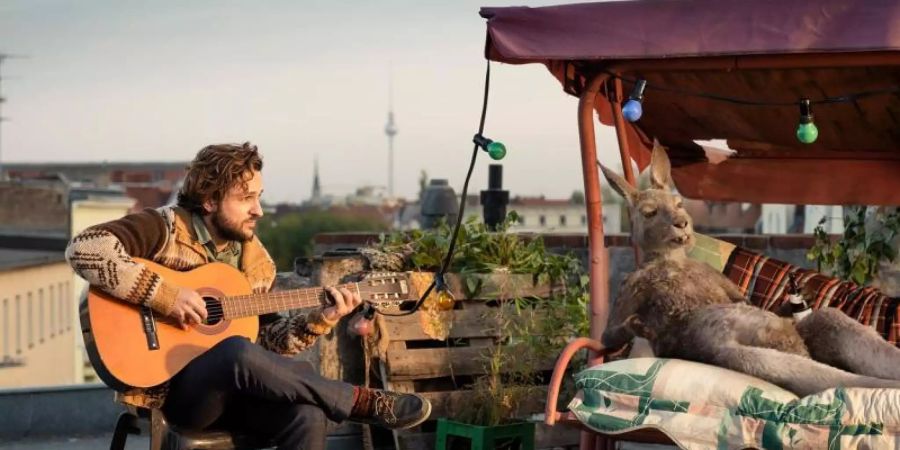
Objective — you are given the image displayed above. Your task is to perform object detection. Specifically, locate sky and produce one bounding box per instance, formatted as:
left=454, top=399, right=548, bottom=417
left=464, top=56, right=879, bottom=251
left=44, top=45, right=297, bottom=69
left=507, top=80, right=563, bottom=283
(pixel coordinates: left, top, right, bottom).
left=0, top=0, right=622, bottom=204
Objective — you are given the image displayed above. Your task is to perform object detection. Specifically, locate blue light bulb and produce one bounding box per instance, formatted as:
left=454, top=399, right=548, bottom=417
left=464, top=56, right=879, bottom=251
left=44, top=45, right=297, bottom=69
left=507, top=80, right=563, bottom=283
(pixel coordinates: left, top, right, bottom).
left=622, top=99, right=643, bottom=122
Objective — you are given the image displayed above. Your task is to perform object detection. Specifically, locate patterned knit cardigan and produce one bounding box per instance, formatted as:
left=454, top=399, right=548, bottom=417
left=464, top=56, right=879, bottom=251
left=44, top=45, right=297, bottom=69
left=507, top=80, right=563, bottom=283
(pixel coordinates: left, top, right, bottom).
left=66, top=205, right=336, bottom=407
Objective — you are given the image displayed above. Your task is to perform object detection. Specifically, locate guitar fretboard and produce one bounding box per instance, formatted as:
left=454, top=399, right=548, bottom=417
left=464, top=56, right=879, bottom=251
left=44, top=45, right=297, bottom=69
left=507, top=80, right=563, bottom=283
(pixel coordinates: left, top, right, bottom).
left=220, top=282, right=359, bottom=319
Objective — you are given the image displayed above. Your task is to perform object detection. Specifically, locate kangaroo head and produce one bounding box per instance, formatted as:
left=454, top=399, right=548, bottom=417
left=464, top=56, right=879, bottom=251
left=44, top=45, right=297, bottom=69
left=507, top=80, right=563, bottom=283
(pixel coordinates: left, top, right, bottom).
left=600, top=140, right=694, bottom=260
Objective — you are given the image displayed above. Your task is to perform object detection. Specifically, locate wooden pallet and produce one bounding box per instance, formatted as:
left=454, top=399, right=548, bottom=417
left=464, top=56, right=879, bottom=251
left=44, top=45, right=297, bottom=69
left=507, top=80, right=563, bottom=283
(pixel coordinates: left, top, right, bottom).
left=375, top=273, right=579, bottom=450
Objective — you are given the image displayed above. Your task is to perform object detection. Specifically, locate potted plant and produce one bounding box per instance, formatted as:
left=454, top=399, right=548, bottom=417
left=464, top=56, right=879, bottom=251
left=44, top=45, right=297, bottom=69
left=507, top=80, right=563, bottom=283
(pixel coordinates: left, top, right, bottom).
left=808, top=206, right=900, bottom=292
left=369, top=213, right=589, bottom=449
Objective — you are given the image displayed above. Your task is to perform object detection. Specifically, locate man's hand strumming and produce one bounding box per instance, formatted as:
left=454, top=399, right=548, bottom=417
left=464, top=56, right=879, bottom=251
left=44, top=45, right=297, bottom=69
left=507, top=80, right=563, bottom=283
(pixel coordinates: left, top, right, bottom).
left=170, top=286, right=209, bottom=328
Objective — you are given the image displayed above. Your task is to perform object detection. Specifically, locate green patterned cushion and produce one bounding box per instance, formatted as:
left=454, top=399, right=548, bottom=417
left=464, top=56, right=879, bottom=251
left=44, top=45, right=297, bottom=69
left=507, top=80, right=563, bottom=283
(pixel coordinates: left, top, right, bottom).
left=571, top=358, right=900, bottom=450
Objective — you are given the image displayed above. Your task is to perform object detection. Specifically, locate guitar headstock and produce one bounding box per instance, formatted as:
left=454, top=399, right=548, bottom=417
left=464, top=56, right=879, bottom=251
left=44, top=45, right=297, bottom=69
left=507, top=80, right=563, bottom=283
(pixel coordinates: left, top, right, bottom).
left=357, top=272, right=412, bottom=310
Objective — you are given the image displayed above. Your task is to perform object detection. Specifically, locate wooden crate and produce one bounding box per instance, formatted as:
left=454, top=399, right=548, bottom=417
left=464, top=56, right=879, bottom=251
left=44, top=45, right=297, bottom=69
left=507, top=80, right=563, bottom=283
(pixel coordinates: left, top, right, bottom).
left=375, top=273, right=579, bottom=450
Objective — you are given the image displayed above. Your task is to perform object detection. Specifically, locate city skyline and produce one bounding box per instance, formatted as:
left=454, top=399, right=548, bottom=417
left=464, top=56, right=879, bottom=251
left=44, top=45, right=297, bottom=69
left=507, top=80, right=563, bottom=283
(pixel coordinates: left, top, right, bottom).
left=0, top=0, right=622, bottom=204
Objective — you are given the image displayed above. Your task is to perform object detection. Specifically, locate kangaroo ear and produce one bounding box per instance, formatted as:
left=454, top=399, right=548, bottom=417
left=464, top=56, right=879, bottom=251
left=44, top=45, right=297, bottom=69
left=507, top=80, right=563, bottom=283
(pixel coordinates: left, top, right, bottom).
left=650, top=139, right=672, bottom=190
left=600, top=163, right=636, bottom=205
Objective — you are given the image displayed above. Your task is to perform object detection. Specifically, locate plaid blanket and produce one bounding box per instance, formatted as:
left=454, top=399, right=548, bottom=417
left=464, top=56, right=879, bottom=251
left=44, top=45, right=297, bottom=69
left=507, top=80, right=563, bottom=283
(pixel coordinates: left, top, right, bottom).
left=723, top=247, right=900, bottom=347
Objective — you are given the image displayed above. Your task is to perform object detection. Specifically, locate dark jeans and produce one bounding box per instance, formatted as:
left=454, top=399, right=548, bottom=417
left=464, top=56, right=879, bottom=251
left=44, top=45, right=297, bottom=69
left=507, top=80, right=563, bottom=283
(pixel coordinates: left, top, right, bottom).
left=162, top=336, right=355, bottom=450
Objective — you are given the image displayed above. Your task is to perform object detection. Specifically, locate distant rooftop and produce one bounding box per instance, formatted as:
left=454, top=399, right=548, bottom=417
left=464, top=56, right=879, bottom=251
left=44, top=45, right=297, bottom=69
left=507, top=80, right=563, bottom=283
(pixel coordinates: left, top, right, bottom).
left=3, top=161, right=187, bottom=170
left=3, top=161, right=187, bottom=187
left=5, top=162, right=184, bottom=212
left=0, top=248, right=66, bottom=271
left=511, top=196, right=577, bottom=207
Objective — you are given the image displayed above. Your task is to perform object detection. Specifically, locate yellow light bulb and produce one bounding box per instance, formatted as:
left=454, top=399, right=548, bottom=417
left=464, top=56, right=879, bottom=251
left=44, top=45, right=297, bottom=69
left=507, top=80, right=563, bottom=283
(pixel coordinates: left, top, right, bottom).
left=436, top=290, right=456, bottom=311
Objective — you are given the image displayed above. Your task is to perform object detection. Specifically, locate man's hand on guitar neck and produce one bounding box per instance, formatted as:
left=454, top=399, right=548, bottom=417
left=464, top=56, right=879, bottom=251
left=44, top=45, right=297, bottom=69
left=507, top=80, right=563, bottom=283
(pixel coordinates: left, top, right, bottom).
left=322, top=286, right=363, bottom=323
left=171, top=287, right=209, bottom=329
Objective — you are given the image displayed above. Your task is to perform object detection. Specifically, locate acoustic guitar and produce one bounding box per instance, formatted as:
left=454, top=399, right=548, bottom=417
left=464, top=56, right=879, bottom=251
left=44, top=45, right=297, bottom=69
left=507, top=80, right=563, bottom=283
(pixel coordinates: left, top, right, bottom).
left=80, top=258, right=411, bottom=390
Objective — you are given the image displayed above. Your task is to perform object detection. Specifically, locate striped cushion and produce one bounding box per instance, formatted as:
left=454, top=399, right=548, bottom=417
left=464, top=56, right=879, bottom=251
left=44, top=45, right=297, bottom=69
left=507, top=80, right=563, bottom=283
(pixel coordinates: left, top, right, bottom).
left=571, top=358, right=900, bottom=450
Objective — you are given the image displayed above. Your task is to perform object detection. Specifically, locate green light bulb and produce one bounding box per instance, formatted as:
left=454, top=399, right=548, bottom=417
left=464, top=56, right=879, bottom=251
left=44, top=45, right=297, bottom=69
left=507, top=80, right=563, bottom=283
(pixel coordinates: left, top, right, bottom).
left=796, top=122, right=818, bottom=144
left=486, top=141, right=507, bottom=160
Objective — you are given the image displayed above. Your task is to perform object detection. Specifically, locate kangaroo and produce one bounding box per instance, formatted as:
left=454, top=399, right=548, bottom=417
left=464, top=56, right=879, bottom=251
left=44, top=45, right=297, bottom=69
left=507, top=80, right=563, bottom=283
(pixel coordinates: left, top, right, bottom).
left=600, top=141, right=900, bottom=396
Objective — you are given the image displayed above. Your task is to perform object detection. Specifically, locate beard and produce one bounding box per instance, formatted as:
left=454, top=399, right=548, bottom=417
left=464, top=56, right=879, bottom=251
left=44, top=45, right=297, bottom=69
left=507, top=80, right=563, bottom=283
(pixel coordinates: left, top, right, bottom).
left=212, top=209, right=255, bottom=242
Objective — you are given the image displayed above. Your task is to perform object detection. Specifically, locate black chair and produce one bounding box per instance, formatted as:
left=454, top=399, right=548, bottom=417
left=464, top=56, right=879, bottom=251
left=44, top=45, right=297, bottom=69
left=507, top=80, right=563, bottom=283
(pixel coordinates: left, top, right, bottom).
left=110, top=405, right=274, bottom=450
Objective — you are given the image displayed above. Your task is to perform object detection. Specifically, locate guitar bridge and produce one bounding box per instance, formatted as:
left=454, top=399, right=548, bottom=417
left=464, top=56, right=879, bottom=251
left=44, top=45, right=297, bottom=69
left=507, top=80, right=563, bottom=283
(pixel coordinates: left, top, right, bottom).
left=141, top=305, right=160, bottom=351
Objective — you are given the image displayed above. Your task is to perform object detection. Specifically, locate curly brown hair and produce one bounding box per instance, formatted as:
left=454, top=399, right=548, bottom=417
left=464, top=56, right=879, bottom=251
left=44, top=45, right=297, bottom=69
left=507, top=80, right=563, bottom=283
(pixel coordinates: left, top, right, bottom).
left=177, top=142, right=263, bottom=214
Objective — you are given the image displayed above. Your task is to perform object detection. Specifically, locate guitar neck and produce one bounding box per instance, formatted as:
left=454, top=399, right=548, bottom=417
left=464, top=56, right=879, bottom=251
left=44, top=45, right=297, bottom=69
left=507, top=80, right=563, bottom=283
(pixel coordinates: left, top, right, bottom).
left=221, top=282, right=359, bottom=319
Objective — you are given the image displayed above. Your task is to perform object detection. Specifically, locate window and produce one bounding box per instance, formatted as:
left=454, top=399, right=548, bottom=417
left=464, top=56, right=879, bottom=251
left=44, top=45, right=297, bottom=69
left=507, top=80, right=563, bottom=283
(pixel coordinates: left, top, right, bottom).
left=15, top=295, right=21, bottom=354
left=581, top=215, right=587, bottom=225
left=559, top=215, right=567, bottom=226
left=39, top=289, right=45, bottom=343
left=27, top=292, right=33, bottom=348
left=539, top=215, right=546, bottom=226
left=65, top=281, right=71, bottom=330
left=49, top=286, right=55, bottom=338
left=57, top=283, right=64, bottom=334
left=3, top=298, right=8, bottom=359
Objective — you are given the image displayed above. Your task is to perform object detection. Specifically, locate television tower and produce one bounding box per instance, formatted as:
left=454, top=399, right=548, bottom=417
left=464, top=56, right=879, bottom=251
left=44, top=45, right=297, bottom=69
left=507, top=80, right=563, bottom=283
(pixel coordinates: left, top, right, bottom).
left=384, top=74, right=397, bottom=197
left=311, top=155, right=321, bottom=201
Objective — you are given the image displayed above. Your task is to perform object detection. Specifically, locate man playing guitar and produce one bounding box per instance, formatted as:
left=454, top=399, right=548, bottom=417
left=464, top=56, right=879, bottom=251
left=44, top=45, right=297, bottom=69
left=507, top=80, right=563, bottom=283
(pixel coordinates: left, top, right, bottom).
left=66, top=142, right=431, bottom=450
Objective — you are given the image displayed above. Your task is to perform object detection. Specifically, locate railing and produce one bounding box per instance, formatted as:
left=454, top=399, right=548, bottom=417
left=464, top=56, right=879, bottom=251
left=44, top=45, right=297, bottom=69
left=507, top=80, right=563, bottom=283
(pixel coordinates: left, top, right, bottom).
left=0, top=280, right=72, bottom=369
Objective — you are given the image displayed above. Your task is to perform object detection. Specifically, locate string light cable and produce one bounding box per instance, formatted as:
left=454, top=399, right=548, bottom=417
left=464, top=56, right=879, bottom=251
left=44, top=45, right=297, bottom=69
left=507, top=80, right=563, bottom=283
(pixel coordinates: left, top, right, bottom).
left=602, top=69, right=900, bottom=144
left=376, top=60, right=502, bottom=317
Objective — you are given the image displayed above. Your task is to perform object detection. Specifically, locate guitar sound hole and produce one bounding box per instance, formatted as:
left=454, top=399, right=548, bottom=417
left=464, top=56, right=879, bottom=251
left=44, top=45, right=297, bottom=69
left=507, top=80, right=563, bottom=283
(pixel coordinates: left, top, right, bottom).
left=203, top=297, right=225, bottom=325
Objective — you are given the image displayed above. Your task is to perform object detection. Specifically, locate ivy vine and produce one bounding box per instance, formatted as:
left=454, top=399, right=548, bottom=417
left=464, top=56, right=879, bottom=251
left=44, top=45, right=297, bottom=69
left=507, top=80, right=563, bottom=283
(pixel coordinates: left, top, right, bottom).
left=807, top=206, right=900, bottom=286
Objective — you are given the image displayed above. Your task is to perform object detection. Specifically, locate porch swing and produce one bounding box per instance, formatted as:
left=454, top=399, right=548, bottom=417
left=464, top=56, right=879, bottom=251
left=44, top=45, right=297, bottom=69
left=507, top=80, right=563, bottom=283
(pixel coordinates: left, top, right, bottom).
left=479, top=1, right=900, bottom=448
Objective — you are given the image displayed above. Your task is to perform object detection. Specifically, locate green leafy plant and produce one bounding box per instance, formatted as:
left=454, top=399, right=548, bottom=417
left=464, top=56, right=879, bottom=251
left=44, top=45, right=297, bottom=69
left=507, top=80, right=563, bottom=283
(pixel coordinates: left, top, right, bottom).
left=451, top=274, right=591, bottom=427
left=807, top=206, right=900, bottom=285
left=377, top=211, right=580, bottom=282
left=374, top=213, right=589, bottom=426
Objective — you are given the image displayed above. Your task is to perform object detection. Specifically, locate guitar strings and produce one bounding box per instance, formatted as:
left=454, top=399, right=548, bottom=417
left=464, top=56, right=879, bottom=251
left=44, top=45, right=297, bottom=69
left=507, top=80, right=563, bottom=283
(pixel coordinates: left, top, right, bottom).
left=197, top=280, right=404, bottom=321
left=201, top=288, right=337, bottom=319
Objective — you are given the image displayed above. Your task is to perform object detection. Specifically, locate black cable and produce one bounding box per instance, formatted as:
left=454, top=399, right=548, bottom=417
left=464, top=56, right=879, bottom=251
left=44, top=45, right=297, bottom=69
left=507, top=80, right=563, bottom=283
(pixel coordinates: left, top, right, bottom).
left=602, top=69, right=900, bottom=106
left=377, top=61, right=492, bottom=317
